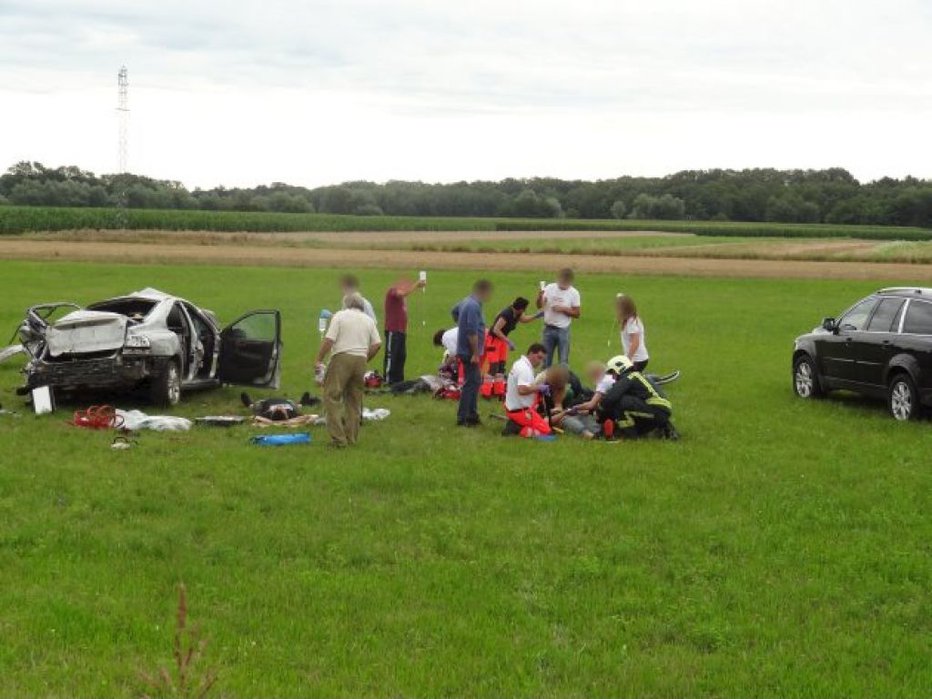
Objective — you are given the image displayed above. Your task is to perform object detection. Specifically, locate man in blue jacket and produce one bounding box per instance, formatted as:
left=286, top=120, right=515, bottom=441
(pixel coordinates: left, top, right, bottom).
left=454, top=279, right=494, bottom=427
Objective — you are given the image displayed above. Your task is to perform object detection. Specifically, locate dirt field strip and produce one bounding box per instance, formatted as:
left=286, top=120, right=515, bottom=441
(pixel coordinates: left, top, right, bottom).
left=3, top=238, right=932, bottom=281
left=649, top=239, right=880, bottom=259
left=23, top=228, right=685, bottom=246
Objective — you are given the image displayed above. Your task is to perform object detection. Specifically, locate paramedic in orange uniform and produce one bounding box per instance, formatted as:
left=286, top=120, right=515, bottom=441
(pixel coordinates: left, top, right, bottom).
left=484, top=296, right=542, bottom=377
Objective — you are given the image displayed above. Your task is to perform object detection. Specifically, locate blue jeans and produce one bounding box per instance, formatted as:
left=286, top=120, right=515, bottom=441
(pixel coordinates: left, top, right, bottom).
left=457, top=358, right=481, bottom=424
left=542, top=325, right=570, bottom=368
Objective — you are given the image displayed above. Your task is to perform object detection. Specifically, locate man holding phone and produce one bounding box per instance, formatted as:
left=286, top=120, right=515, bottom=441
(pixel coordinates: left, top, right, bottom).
left=536, top=268, right=582, bottom=368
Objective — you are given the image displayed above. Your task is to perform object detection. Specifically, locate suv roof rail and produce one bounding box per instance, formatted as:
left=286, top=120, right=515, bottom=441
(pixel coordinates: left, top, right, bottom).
left=878, top=287, right=932, bottom=296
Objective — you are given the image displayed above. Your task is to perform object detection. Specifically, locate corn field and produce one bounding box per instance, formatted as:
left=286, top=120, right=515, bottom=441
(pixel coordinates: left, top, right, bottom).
left=1, top=205, right=931, bottom=240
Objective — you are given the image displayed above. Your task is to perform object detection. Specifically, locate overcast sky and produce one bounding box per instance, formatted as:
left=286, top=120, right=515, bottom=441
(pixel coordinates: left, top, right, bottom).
left=1, top=0, right=930, bottom=188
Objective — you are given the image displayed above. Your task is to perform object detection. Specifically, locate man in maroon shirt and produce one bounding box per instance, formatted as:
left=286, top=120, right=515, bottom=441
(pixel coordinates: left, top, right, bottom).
left=383, top=276, right=426, bottom=384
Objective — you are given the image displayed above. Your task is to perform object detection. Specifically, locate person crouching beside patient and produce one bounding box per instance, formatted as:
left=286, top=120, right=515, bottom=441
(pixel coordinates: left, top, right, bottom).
left=503, top=343, right=552, bottom=438
left=597, top=355, right=679, bottom=441
left=432, top=326, right=462, bottom=384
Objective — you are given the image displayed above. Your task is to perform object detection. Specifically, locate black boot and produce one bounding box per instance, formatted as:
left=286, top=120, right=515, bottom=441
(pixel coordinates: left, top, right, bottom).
left=501, top=419, right=522, bottom=437
left=661, top=422, right=680, bottom=441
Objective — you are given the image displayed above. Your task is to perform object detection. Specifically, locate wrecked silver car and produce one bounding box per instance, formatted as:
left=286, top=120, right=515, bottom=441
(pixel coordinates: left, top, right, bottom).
left=13, top=288, right=281, bottom=406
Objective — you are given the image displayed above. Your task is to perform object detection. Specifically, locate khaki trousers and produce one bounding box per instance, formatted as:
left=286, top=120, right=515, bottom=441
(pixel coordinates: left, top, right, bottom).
left=323, top=353, right=367, bottom=446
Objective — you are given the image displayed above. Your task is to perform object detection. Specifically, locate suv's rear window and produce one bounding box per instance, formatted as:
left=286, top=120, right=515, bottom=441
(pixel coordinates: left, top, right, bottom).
left=903, top=300, right=932, bottom=335
left=867, top=298, right=905, bottom=332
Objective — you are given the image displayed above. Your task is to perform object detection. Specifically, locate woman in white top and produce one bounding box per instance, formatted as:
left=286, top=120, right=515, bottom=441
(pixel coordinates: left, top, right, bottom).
left=616, top=294, right=649, bottom=372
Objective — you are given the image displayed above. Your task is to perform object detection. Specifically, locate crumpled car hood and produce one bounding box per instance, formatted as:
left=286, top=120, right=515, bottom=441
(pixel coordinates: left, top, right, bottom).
left=46, top=310, right=127, bottom=357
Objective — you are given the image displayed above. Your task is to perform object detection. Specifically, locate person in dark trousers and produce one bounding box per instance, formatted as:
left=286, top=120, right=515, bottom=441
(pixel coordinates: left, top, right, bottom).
left=485, top=297, right=543, bottom=376
left=383, top=275, right=426, bottom=385
left=598, top=355, right=679, bottom=440
left=455, top=279, right=494, bottom=427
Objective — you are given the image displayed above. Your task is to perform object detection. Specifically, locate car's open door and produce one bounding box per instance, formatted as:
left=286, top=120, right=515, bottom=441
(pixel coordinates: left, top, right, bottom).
left=218, top=310, right=282, bottom=388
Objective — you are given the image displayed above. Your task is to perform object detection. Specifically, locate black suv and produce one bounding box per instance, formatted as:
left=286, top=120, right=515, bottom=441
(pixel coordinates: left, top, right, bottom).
left=793, top=287, right=932, bottom=420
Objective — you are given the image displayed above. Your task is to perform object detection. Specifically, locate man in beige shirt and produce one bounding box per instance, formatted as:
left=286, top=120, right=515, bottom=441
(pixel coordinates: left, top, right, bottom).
left=315, top=293, right=382, bottom=447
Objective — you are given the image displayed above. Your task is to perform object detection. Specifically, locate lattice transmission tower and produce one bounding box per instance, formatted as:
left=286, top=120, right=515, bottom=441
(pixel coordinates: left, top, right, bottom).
left=117, top=66, right=129, bottom=173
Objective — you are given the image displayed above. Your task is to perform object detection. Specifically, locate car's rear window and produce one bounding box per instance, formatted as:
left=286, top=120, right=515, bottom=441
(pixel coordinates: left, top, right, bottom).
left=87, top=299, right=157, bottom=320
left=903, top=300, right=932, bottom=335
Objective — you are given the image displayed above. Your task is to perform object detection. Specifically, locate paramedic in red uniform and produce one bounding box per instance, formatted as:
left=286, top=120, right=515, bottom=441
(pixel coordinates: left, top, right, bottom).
left=504, top=343, right=552, bottom=437
left=484, top=297, right=542, bottom=377
left=383, top=276, right=426, bottom=385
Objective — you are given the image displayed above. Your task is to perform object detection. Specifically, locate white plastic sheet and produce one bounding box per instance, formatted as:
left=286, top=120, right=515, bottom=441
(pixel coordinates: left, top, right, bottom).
left=116, top=409, right=192, bottom=432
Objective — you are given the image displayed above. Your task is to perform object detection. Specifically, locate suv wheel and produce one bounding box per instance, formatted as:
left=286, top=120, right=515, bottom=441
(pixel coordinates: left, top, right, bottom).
left=793, top=355, right=822, bottom=399
left=151, top=361, right=182, bottom=407
left=888, top=373, right=918, bottom=421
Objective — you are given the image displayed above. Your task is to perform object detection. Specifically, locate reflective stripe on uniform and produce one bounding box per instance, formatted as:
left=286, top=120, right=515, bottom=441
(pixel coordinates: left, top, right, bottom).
left=633, top=372, right=672, bottom=411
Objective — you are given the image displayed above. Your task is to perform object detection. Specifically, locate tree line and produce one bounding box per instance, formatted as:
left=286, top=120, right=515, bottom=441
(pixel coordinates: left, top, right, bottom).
left=2, top=161, right=931, bottom=227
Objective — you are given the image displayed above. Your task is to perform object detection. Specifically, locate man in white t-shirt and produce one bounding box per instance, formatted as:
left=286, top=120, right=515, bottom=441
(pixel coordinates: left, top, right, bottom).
left=504, top=343, right=552, bottom=437
left=536, top=267, right=581, bottom=368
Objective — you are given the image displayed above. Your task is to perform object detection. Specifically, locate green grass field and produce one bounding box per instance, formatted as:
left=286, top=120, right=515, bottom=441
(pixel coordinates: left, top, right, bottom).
left=1, top=261, right=931, bottom=697
left=2, top=205, right=931, bottom=240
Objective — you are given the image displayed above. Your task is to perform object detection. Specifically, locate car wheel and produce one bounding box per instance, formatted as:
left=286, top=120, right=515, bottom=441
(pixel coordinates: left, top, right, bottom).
left=151, top=361, right=182, bottom=407
left=793, top=355, right=823, bottom=399
left=888, top=373, right=919, bottom=421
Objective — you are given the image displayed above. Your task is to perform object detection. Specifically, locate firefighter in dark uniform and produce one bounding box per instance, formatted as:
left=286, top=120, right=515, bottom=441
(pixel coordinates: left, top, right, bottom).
left=598, top=355, right=679, bottom=440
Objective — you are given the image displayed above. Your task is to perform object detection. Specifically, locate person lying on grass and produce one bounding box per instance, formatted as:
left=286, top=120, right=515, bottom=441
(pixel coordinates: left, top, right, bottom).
left=533, top=363, right=603, bottom=440
left=548, top=362, right=612, bottom=440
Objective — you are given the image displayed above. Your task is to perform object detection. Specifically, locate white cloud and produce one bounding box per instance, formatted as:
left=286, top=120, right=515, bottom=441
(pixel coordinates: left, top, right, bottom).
left=0, top=0, right=930, bottom=186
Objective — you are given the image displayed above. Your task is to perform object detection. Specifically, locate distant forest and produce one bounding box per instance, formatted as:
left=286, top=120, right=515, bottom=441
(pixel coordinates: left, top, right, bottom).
left=2, top=161, right=931, bottom=227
